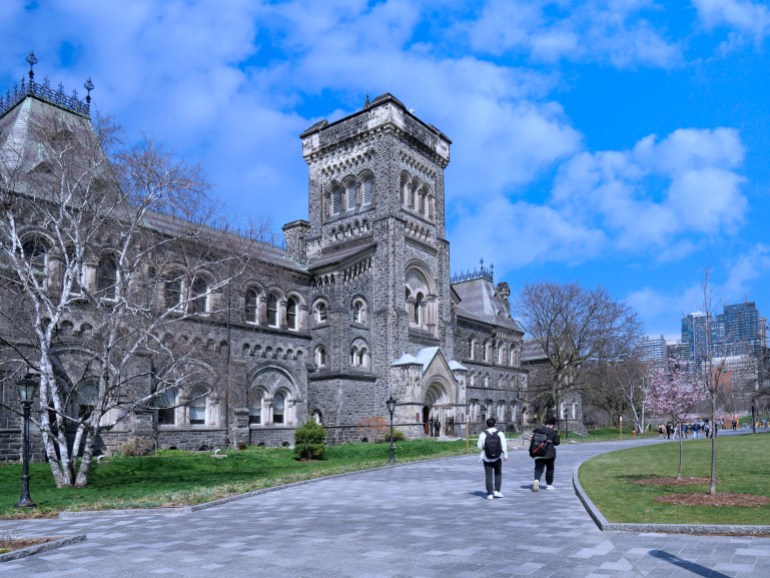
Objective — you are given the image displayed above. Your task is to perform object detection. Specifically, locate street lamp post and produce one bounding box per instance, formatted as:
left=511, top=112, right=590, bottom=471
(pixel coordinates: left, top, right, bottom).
left=16, top=373, right=39, bottom=508
left=386, top=395, right=397, bottom=464
left=752, top=398, right=756, bottom=434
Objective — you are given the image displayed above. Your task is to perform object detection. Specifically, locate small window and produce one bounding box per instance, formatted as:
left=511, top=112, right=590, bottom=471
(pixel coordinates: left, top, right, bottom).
left=188, top=390, right=206, bottom=425
left=190, top=277, right=208, bottom=314
left=157, top=388, right=178, bottom=425
left=353, top=298, right=367, bottom=324
left=361, top=174, right=373, bottom=205
left=346, top=179, right=357, bottom=210
left=78, top=382, right=97, bottom=421
left=165, top=277, right=182, bottom=310
left=313, top=301, right=328, bottom=324
left=287, top=296, right=299, bottom=331
left=267, top=293, right=279, bottom=327
left=331, top=186, right=343, bottom=215
left=245, top=287, right=260, bottom=324
left=273, top=393, right=285, bottom=424
left=96, top=254, right=117, bottom=300
left=21, top=237, right=48, bottom=276
left=249, top=390, right=264, bottom=424
left=315, top=346, right=327, bottom=368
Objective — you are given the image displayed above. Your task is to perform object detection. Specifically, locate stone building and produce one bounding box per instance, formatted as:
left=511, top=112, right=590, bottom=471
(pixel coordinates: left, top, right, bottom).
left=0, top=65, right=578, bottom=457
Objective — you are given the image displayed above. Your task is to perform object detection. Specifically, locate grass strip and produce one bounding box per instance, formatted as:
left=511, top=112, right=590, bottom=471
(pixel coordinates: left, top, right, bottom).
left=0, top=439, right=467, bottom=519
left=579, top=432, right=770, bottom=525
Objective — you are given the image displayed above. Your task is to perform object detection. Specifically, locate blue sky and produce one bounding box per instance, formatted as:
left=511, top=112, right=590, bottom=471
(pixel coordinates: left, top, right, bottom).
left=3, top=0, right=770, bottom=341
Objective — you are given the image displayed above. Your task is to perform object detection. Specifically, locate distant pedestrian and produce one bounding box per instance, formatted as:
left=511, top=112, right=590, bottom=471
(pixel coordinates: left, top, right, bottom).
left=704, top=422, right=711, bottom=438
left=732, top=417, right=738, bottom=431
left=530, top=416, right=560, bottom=492
left=692, top=422, right=700, bottom=439
left=477, top=417, right=508, bottom=500
left=666, top=423, right=672, bottom=439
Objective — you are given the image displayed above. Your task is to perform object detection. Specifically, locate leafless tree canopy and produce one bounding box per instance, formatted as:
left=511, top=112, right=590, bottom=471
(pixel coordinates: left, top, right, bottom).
left=516, top=282, right=642, bottom=417
left=0, top=104, right=257, bottom=487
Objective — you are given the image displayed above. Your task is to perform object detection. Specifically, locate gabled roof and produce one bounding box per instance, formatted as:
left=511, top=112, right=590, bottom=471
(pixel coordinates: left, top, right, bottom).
left=452, top=276, right=522, bottom=333
left=392, top=346, right=467, bottom=373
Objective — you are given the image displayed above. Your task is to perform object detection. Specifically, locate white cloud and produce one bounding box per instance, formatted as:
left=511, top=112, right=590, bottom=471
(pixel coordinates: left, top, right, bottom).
left=467, top=0, right=682, bottom=68
left=550, top=128, right=746, bottom=254
left=694, top=0, right=770, bottom=45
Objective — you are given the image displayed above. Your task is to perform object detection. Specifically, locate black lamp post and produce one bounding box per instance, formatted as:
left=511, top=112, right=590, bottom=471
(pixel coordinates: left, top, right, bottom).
left=752, top=398, right=756, bottom=434
left=16, top=373, right=39, bottom=508
left=386, top=395, right=397, bottom=464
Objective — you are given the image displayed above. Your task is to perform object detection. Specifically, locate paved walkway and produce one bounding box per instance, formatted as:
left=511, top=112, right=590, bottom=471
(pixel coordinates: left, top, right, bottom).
left=2, top=436, right=770, bottom=577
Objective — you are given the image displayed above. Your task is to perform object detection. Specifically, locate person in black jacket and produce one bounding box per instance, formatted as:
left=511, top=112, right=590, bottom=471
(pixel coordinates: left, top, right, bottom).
left=532, top=416, right=560, bottom=492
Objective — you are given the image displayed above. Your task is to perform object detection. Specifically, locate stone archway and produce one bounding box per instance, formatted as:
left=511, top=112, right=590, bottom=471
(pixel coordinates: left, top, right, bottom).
left=423, top=382, right=448, bottom=437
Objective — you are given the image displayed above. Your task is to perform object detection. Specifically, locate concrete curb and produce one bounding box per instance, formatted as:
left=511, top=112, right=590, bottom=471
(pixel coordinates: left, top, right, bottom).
left=572, top=465, right=770, bottom=536
left=0, top=534, right=86, bottom=563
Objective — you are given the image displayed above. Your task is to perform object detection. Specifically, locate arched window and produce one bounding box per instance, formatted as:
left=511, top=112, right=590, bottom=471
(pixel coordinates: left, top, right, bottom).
left=267, top=293, right=279, bottom=327
left=188, top=388, right=207, bottom=425
left=164, top=276, right=182, bottom=310
left=331, top=185, right=343, bottom=215
left=96, top=254, right=117, bottom=300
left=313, top=300, right=328, bottom=324
left=189, top=277, right=208, bottom=314
left=314, top=345, right=327, bottom=368
left=413, top=292, right=424, bottom=325
left=469, top=338, right=477, bottom=361
left=312, top=410, right=322, bottom=425
left=286, top=296, right=299, bottom=331
left=361, top=173, right=374, bottom=206
left=245, top=287, right=260, bottom=324
left=249, top=390, right=264, bottom=424
left=273, top=393, right=285, bottom=424
left=352, top=298, right=367, bottom=324
left=78, top=382, right=97, bottom=420
left=483, top=340, right=492, bottom=363
left=21, top=237, right=48, bottom=277
left=345, top=178, right=357, bottom=210
left=157, top=388, right=178, bottom=425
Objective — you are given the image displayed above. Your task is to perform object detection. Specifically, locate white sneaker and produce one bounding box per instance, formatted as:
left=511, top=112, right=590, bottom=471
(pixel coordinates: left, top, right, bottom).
left=545, top=485, right=555, bottom=490
left=487, top=494, right=494, bottom=500
left=494, top=491, right=504, bottom=498
left=532, top=480, right=539, bottom=492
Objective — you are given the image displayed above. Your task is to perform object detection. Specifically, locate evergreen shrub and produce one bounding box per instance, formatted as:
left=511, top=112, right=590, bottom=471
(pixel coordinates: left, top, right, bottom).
left=294, top=420, right=327, bottom=460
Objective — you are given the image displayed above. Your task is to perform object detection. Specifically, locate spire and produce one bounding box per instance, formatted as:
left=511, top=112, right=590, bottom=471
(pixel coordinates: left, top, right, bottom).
left=26, top=51, right=37, bottom=82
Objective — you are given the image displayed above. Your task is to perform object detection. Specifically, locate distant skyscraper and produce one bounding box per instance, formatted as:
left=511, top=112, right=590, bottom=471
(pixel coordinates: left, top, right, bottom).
left=681, top=301, right=767, bottom=364
left=636, top=335, right=667, bottom=368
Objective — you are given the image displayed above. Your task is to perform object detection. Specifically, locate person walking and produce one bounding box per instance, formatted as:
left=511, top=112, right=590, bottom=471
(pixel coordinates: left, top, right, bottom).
left=477, top=417, right=508, bottom=500
left=531, top=416, right=560, bottom=492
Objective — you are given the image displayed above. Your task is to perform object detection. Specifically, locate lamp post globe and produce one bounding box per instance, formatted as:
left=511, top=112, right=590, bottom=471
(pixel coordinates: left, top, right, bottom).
left=386, top=396, right=396, bottom=464
left=15, top=373, right=39, bottom=508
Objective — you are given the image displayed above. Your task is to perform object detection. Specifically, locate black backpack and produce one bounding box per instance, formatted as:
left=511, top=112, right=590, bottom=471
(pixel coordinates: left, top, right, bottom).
left=529, top=432, right=550, bottom=458
left=483, top=430, right=502, bottom=460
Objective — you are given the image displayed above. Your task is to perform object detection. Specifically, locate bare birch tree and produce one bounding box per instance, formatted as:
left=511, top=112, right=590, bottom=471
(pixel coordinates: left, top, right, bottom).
left=0, top=101, right=255, bottom=487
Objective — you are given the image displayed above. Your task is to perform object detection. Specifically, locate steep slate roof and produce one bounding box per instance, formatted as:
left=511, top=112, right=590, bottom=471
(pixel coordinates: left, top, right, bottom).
left=452, top=276, right=523, bottom=333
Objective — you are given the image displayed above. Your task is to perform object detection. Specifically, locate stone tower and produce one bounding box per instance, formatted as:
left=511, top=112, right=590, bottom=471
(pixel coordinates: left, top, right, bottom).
left=300, top=94, right=461, bottom=437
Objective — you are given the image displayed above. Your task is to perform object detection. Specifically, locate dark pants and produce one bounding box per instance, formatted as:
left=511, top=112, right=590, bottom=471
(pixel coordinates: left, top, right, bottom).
left=534, top=458, right=555, bottom=486
left=483, top=459, right=502, bottom=495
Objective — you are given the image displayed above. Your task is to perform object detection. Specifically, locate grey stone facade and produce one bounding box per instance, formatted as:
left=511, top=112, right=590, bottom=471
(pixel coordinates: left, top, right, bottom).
left=0, top=83, right=582, bottom=458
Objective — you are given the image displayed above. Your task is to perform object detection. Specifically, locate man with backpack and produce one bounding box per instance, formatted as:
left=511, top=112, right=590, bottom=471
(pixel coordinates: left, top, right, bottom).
left=530, top=416, right=560, bottom=492
left=477, top=417, right=508, bottom=500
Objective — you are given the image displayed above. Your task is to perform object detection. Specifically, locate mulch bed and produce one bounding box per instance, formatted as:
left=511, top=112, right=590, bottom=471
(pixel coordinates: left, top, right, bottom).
left=636, top=477, right=770, bottom=507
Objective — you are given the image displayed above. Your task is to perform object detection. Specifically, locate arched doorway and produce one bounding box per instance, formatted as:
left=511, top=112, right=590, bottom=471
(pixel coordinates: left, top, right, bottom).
left=423, top=382, right=448, bottom=437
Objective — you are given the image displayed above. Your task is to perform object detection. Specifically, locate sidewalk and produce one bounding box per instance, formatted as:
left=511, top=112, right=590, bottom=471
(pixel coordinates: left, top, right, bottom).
left=2, top=437, right=769, bottom=577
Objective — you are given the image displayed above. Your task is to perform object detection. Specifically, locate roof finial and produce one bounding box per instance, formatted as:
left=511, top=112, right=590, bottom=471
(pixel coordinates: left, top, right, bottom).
left=364, top=94, right=371, bottom=108
left=26, top=51, right=38, bottom=82
left=84, top=78, right=94, bottom=104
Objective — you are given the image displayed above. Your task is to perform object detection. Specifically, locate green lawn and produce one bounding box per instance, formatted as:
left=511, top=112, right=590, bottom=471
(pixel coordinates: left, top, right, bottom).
left=0, top=439, right=467, bottom=519
left=579, top=433, right=770, bottom=524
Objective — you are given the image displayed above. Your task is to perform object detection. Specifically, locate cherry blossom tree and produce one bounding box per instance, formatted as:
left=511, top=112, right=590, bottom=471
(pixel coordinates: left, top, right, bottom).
left=648, top=359, right=707, bottom=480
